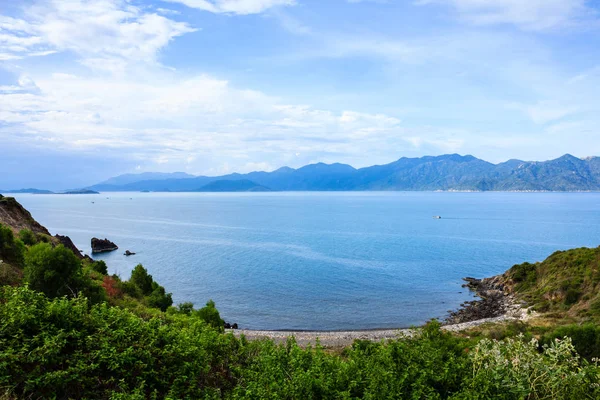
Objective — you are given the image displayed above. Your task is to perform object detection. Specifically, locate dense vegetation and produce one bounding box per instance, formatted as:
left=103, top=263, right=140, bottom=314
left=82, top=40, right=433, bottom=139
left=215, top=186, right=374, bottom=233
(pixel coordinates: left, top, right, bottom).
left=2, top=215, right=600, bottom=398
left=2, top=287, right=600, bottom=399
left=507, top=246, right=600, bottom=318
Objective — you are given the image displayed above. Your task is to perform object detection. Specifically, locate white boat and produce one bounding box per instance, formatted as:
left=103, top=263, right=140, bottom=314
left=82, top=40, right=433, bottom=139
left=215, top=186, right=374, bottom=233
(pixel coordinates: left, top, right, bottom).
left=433, top=215, right=442, bottom=219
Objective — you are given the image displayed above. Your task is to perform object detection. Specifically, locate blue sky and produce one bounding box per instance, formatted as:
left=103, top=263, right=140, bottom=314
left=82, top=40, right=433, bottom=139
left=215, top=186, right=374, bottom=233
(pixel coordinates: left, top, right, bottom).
left=1, top=0, right=599, bottom=189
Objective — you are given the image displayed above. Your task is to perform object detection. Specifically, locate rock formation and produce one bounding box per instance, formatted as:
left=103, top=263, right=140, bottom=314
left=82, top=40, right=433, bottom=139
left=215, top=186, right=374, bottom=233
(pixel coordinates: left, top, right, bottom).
left=0, top=195, right=51, bottom=235
left=91, top=238, right=118, bottom=253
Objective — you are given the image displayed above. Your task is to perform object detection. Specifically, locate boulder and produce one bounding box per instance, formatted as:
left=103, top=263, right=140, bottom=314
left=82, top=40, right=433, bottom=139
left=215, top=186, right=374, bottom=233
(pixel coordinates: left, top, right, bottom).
left=91, top=238, right=118, bottom=253
left=124, top=250, right=136, bottom=256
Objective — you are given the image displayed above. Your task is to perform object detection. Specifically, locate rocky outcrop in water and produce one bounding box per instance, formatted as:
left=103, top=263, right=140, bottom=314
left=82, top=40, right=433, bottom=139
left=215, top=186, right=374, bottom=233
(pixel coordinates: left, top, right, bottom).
left=124, top=250, right=136, bottom=256
left=446, top=275, right=521, bottom=324
left=91, top=238, right=118, bottom=253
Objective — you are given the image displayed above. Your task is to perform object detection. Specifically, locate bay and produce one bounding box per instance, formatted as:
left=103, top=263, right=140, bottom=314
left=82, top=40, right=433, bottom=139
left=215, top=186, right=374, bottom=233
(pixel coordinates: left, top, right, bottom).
left=11, top=192, right=600, bottom=330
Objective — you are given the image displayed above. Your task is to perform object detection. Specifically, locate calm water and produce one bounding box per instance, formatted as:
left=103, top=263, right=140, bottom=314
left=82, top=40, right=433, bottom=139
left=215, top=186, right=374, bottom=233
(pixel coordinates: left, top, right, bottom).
left=9, top=192, right=600, bottom=330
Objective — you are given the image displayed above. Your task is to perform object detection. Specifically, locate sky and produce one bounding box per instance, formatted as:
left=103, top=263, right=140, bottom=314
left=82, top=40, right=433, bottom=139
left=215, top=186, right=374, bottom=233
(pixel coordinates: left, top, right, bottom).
left=1, top=0, right=599, bottom=189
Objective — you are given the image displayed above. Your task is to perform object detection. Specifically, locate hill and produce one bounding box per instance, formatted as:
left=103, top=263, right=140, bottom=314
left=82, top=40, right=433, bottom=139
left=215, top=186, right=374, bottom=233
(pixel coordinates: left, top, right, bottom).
left=0, top=188, right=54, bottom=194
left=86, top=154, right=600, bottom=192
left=505, top=246, right=600, bottom=320
left=196, top=179, right=271, bottom=192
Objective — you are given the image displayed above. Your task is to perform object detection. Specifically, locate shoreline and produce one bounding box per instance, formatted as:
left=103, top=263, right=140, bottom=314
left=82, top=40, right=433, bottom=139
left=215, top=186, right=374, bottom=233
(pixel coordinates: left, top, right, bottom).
left=227, top=275, right=533, bottom=347
left=227, top=312, right=529, bottom=347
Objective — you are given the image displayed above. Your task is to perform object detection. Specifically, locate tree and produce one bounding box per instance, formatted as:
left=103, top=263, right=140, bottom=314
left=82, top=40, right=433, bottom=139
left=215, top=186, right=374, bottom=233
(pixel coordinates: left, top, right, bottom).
left=195, top=300, right=224, bottom=330
left=24, top=243, right=84, bottom=298
left=130, top=264, right=154, bottom=295
left=91, top=260, right=108, bottom=275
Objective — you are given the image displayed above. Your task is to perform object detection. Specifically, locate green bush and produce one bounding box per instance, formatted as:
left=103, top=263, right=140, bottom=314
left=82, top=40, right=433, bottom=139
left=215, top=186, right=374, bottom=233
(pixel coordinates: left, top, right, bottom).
left=23, top=243, right=105, bottom=303
left=91, top=260, right=108, bottom=275
left=542, top=324, right=600, bottom=360
left=195, top=300, right=224, bottom=330
left=18, top=229, right=37, bottom=246
left=126, top=264, right=173, bottom=311
left=130, top=264, right=154, bottom=295
left=0, top=224, right=25, bottom=267
left=0, top=286, right=238, bottom=399
left=459, top=335, right=600, bottom=399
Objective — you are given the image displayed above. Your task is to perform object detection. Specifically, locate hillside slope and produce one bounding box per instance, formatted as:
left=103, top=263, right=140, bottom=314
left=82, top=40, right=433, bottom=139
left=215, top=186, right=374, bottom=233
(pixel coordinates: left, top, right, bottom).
left=505, top=246, right=600, bottom=320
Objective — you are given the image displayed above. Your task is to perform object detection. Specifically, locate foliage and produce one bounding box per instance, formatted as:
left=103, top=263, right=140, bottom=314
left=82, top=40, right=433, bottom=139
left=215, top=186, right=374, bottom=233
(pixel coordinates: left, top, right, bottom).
left=126, top=264, right=173, bottom=311
left=91, top=260, right=108, bottom=275
left=18, top=229, right=37, bottom=246
left=24, top=243, right=83, bottom=298
left=507, top=246, right=600, bottom=318
left=0, top=224, right=25, bottom=267
left=542, top=324, right=600, bottom=360
left=195, top=300, right=225, bottom=331
left=0, top=286, right=239, bottom=399
left=1, top=286, right=600, bottom=399
left=23, top=243, right=106, bottom=303
left=459, top=335, right=600, bottom=399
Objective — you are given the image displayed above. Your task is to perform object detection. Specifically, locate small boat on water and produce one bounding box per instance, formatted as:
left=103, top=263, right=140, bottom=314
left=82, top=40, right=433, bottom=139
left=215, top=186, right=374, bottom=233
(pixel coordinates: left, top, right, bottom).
left=433, top=215, right=442, bottom=219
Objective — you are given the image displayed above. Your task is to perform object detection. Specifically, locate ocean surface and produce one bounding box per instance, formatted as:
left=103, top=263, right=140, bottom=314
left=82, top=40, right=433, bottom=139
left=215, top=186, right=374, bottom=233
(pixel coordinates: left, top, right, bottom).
left=9, top=192, right=600, bottom=330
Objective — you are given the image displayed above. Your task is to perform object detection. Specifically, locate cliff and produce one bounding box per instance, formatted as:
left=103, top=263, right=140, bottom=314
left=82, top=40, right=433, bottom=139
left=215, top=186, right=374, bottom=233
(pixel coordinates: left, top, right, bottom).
left=0, top=195, right=51, bottom=236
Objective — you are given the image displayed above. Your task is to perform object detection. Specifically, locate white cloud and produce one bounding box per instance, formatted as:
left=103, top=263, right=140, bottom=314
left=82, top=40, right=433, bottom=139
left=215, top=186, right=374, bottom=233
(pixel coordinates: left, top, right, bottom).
left=164, top=0, right=295, bottom=15
left=508, top=102, right=579, bottom=124
left=0, top=0, right=194, bottom=70
left=0, top=71, right=411, bottom=171
left=416, top=0, right=596, bottom=30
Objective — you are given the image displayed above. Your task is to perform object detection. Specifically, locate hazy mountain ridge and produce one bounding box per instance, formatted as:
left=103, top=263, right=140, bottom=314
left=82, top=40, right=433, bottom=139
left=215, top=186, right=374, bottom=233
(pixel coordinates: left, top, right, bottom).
left=87, top=154, right=600, bottom=192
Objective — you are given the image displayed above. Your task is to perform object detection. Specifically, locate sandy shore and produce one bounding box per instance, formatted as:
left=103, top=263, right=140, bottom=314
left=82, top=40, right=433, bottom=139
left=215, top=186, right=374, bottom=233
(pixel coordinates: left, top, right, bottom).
left=227, top=311, right=529, bottom=347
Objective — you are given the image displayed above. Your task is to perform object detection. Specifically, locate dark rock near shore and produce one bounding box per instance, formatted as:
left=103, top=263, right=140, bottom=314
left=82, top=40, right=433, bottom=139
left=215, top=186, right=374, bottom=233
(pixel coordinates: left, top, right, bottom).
left=224, top=322, right=239, bottom=329
left=446, top=275, right=516, bottom=324
left=124, top=250, right=136, bottom=256
left=55, top=235, right=85, bottom=260
left=91, top=238, right=118, bottom=253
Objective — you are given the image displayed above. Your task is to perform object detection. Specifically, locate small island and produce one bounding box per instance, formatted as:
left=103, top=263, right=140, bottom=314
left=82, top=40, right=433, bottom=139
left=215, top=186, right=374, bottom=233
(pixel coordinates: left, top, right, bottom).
left=62, top=189, right=100, bottom=195
left=91, top=237, right=118, bottom=253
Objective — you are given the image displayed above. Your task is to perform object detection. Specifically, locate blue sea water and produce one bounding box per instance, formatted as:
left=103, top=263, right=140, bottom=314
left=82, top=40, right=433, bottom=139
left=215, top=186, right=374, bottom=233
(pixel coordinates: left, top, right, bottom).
left=9, top=192, right=600, bottom=330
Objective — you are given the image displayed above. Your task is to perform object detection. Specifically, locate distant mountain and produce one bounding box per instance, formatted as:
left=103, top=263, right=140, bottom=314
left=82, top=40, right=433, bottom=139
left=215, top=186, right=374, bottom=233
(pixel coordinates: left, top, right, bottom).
left=196, top=180, right=271, bottom=192
left=0, top=188, right=54, bottom=194
left=92, top=172, right=195, bottom=191
left=87, top=154, right=600, bottom=192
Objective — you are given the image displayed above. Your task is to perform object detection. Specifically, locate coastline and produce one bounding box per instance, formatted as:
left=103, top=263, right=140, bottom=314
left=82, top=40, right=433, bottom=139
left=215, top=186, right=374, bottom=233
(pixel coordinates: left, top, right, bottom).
left=227, top=312, right=530, bottom=347
left=227, top=275, right=534, bottom=347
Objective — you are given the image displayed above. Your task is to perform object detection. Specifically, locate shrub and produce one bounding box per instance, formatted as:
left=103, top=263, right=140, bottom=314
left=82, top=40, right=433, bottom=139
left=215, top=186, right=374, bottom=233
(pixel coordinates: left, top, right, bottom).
left=542, top=324, right=600, bottom=360
left=195, top=300, right=224, bottom=330
left=130, top=264, right=154, bottom=295
left=91, top=260, right=108, bottom=275
left=24, top=243, right=84, bottom=298
left=18, top=229, right=37, bottom=245
left=0, top=224, right=25, bottom=267
left=461, top=335, right=600, bottom=399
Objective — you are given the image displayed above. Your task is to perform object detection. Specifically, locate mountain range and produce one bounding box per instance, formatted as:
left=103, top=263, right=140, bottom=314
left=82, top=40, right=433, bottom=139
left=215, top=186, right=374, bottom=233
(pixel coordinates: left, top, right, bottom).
left=83, top=154, right=600, bottom=192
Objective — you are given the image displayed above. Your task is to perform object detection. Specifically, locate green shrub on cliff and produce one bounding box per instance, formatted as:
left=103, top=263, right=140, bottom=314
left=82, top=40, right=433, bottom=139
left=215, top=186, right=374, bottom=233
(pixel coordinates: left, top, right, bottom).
left=0, top=224, right=25, bottom=267
left=507, top=246, right=600, bottom=319
left=196, top=300, right=225, bottom=330
left=123, top=264, right=173, bottom=311
left=24, top=243, right=106, bottom=304
left=18, top=228, right=37, bottom=246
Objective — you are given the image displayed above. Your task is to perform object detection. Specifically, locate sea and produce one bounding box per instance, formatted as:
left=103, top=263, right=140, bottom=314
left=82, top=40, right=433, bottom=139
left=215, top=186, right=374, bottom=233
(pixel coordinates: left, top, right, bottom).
left=9, top=192, right=600, bottom=330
